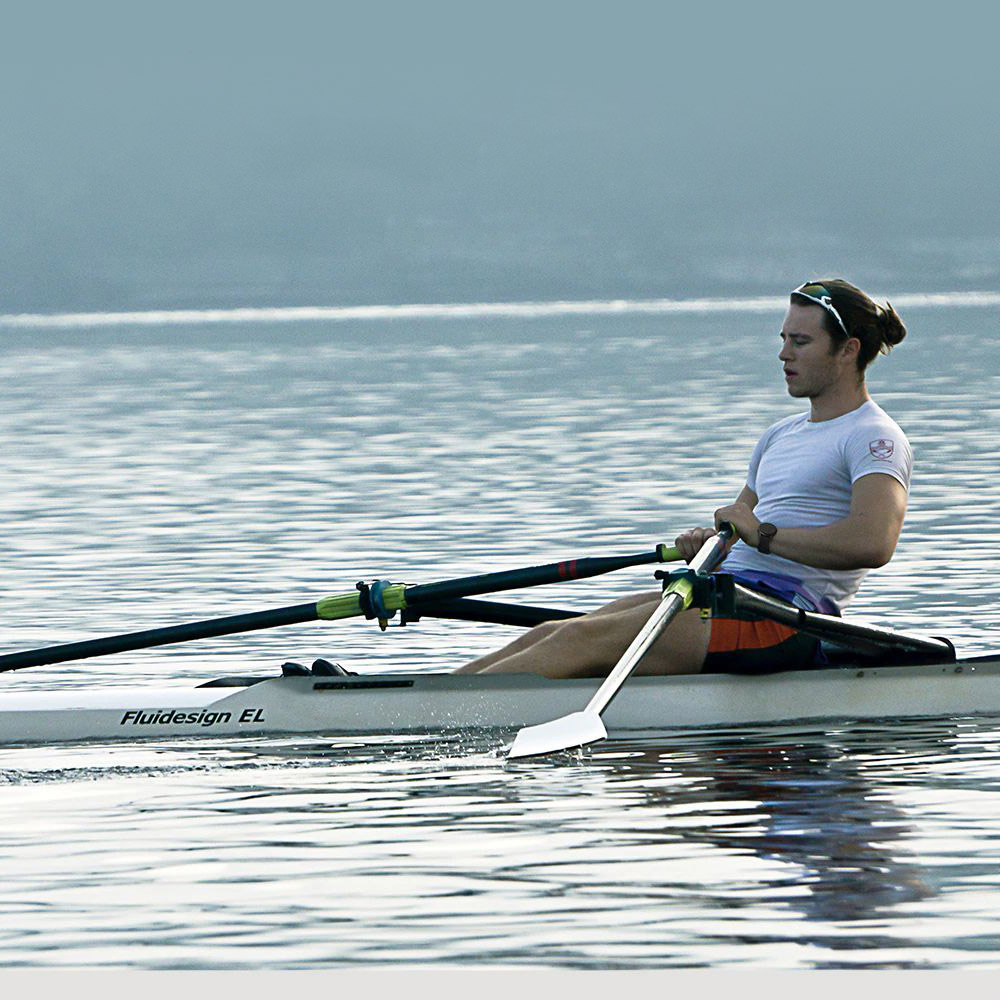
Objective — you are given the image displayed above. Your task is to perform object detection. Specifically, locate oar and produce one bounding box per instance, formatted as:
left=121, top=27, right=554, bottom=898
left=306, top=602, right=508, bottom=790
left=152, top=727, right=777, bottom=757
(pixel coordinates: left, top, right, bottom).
left=507, top=524, right=734, bottom=759
left=0, top=543, right=679, bottom=673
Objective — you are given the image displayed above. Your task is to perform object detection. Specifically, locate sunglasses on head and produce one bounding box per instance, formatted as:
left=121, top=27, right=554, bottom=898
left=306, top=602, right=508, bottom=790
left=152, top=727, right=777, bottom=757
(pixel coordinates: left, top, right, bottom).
left=791, top=282, right=849, bottom=338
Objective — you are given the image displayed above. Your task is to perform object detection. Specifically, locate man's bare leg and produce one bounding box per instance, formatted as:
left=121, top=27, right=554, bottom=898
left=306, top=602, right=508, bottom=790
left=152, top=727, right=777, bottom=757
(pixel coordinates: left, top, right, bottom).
left=456, top=599, right=711, bottom=678
left=456, top=592, right=660, bottom=673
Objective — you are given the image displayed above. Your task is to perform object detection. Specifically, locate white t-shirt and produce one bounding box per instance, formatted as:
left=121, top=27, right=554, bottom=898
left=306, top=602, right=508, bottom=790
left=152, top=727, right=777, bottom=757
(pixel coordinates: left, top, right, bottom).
left=721, top=399, right=912, bottom=612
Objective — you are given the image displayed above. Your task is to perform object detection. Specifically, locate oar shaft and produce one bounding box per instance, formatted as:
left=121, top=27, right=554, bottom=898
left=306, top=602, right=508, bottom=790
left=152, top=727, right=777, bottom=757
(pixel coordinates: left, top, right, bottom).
left=0, top=602, right=321, bottom=673
left=585, top=592, right=686, bottom=716
left=585, top=528, right=732, bottom=716
left=405, top=545, right=676, bottom=605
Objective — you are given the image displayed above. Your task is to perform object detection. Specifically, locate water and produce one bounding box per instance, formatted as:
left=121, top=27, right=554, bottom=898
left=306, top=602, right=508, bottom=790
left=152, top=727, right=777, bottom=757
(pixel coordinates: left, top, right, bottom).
left=1, top=301, right=999, bottom=968
left=3, top=724, right=1000, bottom=968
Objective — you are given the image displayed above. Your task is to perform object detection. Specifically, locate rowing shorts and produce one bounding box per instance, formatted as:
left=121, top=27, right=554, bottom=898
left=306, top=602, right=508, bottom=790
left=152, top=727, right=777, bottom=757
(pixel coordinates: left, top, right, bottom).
left=701, top=570, right=838, bottom=675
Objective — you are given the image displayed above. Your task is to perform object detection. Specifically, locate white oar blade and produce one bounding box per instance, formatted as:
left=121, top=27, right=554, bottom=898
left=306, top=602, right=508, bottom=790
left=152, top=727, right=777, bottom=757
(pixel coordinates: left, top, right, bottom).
left=507, top=710, right=608, bottom=760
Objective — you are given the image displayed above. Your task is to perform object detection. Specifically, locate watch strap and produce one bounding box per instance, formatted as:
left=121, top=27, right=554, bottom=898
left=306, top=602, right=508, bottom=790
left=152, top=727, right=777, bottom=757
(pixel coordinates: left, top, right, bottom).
left=757, top=522, right=777, bottom=554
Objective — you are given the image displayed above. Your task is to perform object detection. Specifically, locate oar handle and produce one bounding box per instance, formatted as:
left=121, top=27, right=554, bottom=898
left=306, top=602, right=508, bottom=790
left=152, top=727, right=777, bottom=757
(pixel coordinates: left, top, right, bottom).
left=710, top=521, right=735, bottom=564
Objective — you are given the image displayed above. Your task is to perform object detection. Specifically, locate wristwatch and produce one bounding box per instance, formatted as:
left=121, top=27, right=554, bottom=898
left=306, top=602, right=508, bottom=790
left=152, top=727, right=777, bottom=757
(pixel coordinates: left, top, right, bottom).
left=757, top=522, right=777, bottom=554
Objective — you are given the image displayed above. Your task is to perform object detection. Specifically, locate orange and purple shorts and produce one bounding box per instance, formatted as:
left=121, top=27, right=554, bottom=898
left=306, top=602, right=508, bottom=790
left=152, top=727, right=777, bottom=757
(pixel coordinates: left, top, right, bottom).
left=701, top=570, right=836, bottom=675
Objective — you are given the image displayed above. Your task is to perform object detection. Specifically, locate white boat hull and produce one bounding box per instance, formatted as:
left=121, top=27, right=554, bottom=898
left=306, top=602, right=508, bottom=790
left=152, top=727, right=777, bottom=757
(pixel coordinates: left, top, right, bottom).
left=1, top=657, right=999, bottom=745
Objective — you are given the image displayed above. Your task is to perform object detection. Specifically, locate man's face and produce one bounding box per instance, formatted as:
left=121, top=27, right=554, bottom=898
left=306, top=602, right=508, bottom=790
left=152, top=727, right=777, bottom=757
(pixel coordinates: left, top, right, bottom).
left=778, top=302, right=856, bottom=398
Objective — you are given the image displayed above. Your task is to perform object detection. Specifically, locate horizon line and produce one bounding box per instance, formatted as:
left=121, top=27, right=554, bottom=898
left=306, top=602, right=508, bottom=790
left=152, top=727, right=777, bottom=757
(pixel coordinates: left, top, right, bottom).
left=1, top=290, right=998, bottom=330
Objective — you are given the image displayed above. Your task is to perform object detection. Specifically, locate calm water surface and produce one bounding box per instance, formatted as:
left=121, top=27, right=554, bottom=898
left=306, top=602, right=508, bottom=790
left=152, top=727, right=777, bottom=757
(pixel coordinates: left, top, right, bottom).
left=1, top=306, right=999, bottom=967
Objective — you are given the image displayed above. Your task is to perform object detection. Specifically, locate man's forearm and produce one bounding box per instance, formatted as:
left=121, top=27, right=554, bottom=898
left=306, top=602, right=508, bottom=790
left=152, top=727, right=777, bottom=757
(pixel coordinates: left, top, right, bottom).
left=714, top=479, right=905, bottom=571
left=765, top=518, right=895, bottom=570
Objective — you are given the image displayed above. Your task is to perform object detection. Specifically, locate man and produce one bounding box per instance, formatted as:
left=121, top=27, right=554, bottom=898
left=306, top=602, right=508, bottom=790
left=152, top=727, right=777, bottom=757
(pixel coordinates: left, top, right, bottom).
left=458, top=279, right=911, bottom=677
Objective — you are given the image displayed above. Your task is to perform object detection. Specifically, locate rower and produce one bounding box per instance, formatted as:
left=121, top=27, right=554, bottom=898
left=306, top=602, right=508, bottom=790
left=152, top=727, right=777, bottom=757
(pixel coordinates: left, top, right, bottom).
left=459, top=279, right=912, bottom=678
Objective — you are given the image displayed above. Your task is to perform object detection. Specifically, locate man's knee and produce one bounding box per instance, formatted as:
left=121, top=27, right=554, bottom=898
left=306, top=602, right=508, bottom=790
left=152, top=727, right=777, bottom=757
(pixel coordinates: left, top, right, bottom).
left=531, top=619, right=564, bottom=641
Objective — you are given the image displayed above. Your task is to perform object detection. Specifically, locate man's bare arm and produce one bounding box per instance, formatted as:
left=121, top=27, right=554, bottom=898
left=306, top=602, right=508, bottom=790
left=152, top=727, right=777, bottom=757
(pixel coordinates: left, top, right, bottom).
left=715, top=474, right=907, bottom=570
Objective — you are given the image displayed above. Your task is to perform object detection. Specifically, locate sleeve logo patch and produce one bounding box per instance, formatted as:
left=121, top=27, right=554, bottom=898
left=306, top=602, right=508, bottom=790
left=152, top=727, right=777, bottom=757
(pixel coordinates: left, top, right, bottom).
left=869, top=438, right=894, bottom=460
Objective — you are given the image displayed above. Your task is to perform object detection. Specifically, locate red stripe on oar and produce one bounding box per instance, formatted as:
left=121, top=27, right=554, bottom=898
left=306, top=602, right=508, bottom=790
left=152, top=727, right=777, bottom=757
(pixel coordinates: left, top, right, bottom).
left=559, top=560, right=577, bottom=580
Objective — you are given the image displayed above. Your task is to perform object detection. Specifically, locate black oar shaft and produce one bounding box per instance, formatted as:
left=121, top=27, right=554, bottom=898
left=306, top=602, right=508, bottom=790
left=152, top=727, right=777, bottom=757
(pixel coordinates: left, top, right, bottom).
left=404, top=599, right=583, bottom=628
left=405, top=548, right=668, bottom=605
left=0, top=602, right=320, bottom=673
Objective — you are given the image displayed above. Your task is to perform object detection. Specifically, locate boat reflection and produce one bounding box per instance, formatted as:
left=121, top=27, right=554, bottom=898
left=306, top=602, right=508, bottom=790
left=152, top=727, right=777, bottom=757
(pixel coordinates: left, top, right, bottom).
left=580, top=721, right=973, bottom=934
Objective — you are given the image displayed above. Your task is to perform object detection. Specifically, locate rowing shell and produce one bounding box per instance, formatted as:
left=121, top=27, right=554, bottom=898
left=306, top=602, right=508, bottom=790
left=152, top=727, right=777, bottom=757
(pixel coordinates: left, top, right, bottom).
left=1, top=655, right=999, bottom=745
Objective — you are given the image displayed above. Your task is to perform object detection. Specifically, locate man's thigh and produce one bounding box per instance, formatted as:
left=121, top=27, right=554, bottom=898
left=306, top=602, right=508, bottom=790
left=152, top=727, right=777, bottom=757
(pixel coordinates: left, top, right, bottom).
left=632, top=605, right=713, bottom=675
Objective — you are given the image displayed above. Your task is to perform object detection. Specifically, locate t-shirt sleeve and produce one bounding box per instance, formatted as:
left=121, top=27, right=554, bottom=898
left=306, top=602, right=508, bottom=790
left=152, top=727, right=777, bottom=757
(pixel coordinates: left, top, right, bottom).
left=846, top=422, right=913, bottom=491
left=745, top=429, right=770, bottom=493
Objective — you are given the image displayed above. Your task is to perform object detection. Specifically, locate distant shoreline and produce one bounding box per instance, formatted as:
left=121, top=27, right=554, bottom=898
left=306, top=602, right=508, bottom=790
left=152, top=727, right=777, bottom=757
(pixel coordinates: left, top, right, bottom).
left=3, top=291, right=998, bottom=330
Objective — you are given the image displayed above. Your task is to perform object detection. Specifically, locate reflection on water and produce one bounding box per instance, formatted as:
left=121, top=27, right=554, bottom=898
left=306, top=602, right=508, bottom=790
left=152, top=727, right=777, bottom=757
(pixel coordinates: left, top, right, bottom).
left=1, top=309, right=1000, bottom=967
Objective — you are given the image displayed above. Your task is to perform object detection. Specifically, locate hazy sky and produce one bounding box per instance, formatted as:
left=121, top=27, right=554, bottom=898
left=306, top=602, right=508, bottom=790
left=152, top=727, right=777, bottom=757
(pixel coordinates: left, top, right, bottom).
left=2, top=2, right=998, bottom=311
